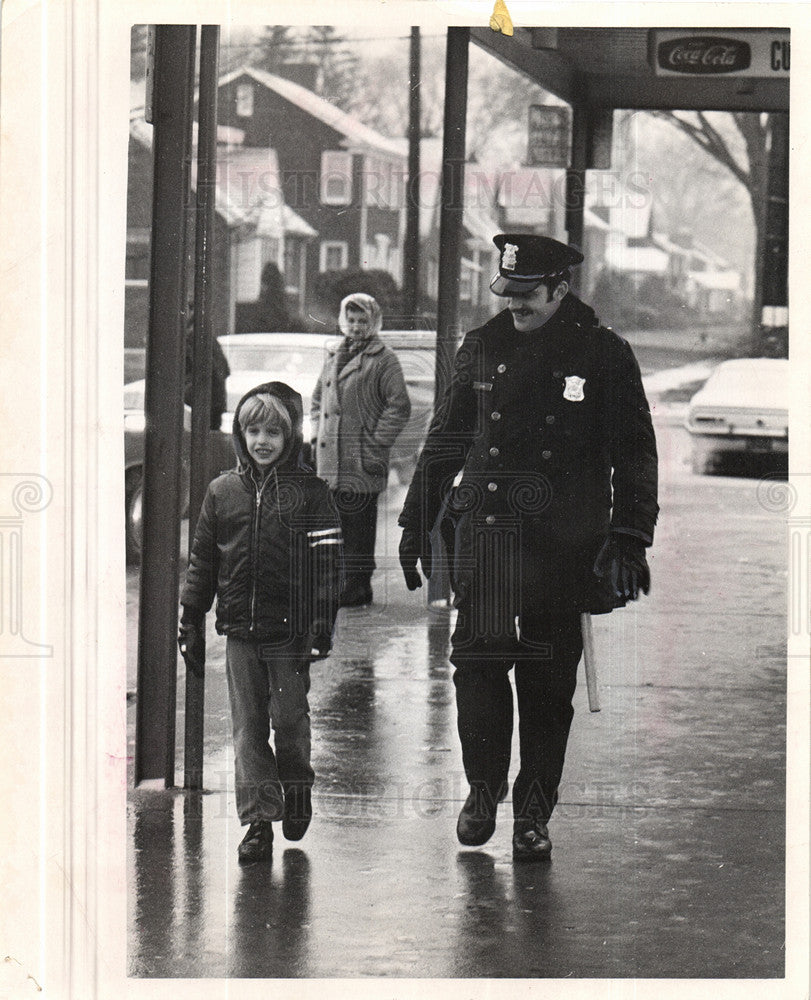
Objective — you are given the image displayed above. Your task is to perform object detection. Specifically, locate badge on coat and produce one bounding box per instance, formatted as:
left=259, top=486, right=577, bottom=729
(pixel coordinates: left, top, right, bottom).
left=563, top=375, right=586, bottom=402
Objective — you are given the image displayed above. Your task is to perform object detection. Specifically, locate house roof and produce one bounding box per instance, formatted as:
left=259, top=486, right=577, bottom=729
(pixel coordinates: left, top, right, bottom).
left=130, top=116, right=249, bottom=227
left=606, top=243, right=669, bottom=275
left=130, top=116, right=315, bottom=238
left=416, top=142, right=506, bottom=246
left=219, top=65, right=407, bottom=161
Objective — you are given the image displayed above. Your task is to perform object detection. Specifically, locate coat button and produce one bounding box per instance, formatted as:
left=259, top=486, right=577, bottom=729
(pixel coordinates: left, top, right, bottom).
left=542, top=449, right=552, bottom=459
left=553, top=370, right=563, bottom=379
left=546, top=415, right=555, bottom=424
left=489, top=446, right=499, bottom=457
left=488, top=482, right=498, bottom=492
left=485, top=515, right=496, bottom=525
left=320, top=442, right=326, bottom=447
left=491, top=411, right=501, bottom=421
left=497, top=364, right=507, bottom=373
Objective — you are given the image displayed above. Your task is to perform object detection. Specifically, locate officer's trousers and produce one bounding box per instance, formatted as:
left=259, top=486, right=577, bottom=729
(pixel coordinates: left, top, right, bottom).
left=450, top=610, right=582, bottom=824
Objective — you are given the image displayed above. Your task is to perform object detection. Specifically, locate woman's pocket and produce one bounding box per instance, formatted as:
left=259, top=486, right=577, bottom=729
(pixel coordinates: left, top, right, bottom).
left=360, top=435, right=388, bottom=477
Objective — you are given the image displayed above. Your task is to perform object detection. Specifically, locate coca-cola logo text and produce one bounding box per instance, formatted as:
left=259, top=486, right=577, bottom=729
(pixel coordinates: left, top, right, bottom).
left=658, top=36, right=752, bottom=74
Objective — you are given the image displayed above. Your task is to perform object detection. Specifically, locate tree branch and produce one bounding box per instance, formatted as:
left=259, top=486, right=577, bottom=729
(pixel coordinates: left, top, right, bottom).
left=650, top=110, right=749, bottom=188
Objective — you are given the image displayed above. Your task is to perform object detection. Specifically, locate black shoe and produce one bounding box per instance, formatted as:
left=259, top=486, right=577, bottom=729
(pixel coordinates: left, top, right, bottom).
left=282, top=784, right=312, bottom=841
left=512, top=821, right=552, bottom=862
left=457, top=788, right=500, bottom=846
left=238, top=820, right=274, bottom=863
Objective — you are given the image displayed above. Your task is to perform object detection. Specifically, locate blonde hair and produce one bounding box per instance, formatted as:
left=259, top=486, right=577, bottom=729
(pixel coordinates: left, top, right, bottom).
left=238, top=393, right=292, bottom=440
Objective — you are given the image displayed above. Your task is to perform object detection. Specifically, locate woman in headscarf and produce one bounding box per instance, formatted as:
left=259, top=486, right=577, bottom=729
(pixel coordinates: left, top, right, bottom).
left=311, top=293, right=411, bottom=607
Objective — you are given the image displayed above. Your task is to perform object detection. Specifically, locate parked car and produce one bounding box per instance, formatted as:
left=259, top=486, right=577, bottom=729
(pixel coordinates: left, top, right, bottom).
left=124, top=330, right=438, bottom=561
left=217, top=331, right=437, bottom=483
left=123, top=387, right=233, bottom=563
left=123, top=387, right=192, bottom=563
left=685, top=358, right=789, bottom=474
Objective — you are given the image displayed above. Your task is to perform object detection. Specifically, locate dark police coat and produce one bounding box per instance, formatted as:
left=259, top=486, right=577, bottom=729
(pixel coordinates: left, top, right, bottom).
left=399, top=294, right=659, bottom=628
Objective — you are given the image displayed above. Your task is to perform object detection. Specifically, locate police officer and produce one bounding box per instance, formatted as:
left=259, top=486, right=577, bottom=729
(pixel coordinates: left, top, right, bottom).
left=398, top=234, right=659, bottom=861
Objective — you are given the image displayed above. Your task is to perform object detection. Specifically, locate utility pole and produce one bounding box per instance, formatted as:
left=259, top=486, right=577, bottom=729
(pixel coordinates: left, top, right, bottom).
left=428, top=26, right=469, bottom=606
left=135, top=25, right=197, bottom=787
left=184, top=25, right=220, bottom=791
left=402, top=26, right=422, bottom=327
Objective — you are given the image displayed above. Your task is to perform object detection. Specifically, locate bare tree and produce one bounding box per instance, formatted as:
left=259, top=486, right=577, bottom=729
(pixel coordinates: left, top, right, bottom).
left=646, top=110, right=771, bottom=351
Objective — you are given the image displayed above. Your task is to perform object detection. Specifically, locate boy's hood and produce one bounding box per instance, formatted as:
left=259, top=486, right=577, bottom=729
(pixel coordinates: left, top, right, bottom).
left=232, top=380, right=304, bottom=473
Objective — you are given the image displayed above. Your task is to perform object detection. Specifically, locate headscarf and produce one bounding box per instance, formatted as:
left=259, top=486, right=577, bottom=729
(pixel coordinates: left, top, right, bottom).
left=337, top=293, right=383, bottom=340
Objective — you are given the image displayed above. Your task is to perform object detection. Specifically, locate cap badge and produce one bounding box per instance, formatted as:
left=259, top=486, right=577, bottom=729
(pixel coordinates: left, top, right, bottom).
left=501, top=242, right=519, bottom=271
left=563, top=375, right=585, bottom=402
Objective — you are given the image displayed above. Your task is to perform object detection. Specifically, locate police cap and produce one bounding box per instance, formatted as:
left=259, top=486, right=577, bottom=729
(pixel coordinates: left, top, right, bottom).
left=489, top=233, right=584, bottom=296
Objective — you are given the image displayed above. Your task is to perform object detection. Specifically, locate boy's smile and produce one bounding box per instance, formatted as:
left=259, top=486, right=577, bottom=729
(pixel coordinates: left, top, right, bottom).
left=245, top=423, right=285, bottom=468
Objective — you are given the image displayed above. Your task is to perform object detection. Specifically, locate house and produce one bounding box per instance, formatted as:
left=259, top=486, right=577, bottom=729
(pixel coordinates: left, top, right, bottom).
left=126, top=112, right=236, bottom=350
left=126, top=92, right=316, bottom=348
left=215, top=65, right=408, bottom=324
left=416, top=143, right=577, bottom=328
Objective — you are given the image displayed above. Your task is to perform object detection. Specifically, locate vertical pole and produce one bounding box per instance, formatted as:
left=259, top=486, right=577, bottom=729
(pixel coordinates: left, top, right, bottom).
left=760, top=112, right=789, bottom=356
left=184, top=25, right=220, bottom=791
left=403, top=26, right=422, bottom=327
left=135, top=25, right=197, bottom=787
left=435, top=26, right=469, bottom=406
left=565, top=105, right=587, bottom=293
left=429, top=26, right=469, bottom=605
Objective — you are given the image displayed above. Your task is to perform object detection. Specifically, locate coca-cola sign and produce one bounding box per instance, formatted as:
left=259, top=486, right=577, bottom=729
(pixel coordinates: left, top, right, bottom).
left=657, top=36, right=752, bottom=74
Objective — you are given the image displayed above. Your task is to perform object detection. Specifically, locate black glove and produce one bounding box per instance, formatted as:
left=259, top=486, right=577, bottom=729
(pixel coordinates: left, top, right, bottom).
left=594, top=533, right=651, bottom=602
left=178, top=609, right=206, bottom=678
left=398, top=525, right=433, bottom=590
left=305, top=620, right=333, bottom=664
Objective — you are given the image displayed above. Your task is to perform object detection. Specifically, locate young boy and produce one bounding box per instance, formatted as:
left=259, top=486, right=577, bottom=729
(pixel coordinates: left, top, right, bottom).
left=178, top=381, right=343, bottom=863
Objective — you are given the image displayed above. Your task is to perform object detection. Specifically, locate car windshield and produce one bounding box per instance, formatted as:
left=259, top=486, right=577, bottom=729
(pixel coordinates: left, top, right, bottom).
left=222, top=345, right=329, bottom=379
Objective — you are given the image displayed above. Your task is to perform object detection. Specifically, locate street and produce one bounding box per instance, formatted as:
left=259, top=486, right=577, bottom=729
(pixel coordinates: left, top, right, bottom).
left=126, top=367, right=788, bottom=980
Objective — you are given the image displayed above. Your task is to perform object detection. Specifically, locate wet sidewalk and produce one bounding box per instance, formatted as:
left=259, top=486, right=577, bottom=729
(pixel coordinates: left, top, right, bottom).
left=127, top=419, right=788, bottom=980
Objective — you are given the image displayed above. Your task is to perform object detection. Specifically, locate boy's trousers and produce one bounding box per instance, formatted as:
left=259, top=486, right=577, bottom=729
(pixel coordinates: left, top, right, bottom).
left=225, top=636, right=315, bottom=824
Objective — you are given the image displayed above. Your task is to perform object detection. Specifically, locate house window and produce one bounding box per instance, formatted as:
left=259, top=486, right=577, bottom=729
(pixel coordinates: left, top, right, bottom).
left=236, top=83, right=254, bottom=118
left=320, top=151, right=353, bottom=205
left=320, top=241, right=349, bottom=272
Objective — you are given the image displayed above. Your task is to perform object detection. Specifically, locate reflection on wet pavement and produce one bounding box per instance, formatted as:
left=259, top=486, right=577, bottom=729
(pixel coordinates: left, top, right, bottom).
left=128, top=466, right=787, bottom=980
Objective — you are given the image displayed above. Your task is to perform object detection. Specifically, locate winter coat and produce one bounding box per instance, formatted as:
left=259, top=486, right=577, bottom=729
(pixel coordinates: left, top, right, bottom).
left=181, top=381, right=343, bottom=643
left=311, top=335, right=411, bottom=494
left=399, top=294, right=659, bottom=622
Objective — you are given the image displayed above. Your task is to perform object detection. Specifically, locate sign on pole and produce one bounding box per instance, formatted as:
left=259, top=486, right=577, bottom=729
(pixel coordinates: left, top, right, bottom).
left=527, top=105, right=571, bottom=168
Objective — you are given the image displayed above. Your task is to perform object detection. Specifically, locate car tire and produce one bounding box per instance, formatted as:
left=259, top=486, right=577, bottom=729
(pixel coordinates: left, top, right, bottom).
left=125, top=466, right=143, bottom=564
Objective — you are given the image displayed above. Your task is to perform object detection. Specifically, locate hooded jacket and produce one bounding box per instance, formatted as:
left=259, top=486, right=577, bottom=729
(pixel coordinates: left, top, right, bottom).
left=399, top=294, right=659, bottom=617
left=181, top=381, right=343, bottom=643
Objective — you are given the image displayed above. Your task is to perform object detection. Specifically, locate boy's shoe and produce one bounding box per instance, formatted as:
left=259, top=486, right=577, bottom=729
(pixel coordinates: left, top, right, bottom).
left=457, top=787, right=501, bottom=846
left=282, top=784, right=312, bottom=841
left=238, top=820, right=274, bottom=864
left=512, top=821, right=552, bottom=862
